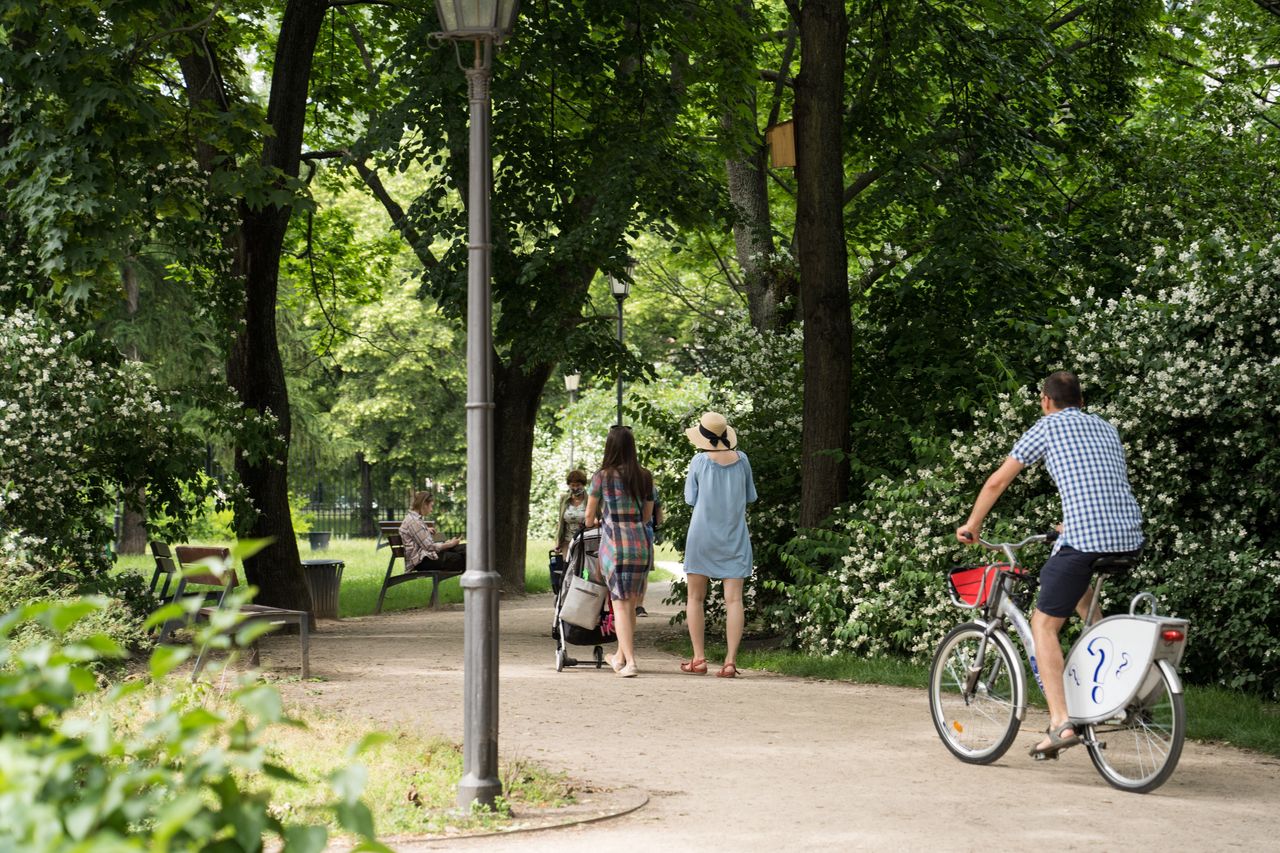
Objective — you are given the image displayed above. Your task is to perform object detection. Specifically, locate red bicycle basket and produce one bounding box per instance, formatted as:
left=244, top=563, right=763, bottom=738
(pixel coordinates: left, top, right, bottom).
left=948, top=564, right=1024, bottom=607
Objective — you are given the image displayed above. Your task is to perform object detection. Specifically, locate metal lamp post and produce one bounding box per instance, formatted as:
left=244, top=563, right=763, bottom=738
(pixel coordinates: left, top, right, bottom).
left=432, top=0, right=520, bottom=811
left=564, top=372, right=580, bottom=469
left=609, top=273, right=631, bottom=425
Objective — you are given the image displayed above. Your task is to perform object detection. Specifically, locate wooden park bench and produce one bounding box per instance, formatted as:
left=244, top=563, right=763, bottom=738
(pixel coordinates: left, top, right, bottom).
left=375, top=519, right=401, bottom=550
left=376, top=529, right=464, bottom=613
left=148, top=541, right=179, bottom=602
left=155, top=544, right=311, bottom=679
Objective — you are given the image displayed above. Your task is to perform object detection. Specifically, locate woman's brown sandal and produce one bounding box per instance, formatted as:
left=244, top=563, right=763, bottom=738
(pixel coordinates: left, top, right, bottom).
left=680, top=658, right=708, bottom=675
left=716, top=663, right=739, bottom=679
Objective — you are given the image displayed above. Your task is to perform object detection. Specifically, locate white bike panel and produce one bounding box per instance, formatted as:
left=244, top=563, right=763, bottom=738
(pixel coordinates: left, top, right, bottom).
left=1064, top=616, right=1158, bottom=722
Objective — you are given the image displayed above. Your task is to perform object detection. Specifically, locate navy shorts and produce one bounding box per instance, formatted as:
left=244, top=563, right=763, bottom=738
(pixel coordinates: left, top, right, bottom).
left=1036, top=545, right=1136, bottom=617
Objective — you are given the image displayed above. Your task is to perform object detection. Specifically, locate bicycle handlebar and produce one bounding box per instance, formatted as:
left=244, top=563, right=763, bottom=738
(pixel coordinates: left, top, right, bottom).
left=962, top=527, right=1059, bottom=560
left=979, top=531, right=1056, bottom=551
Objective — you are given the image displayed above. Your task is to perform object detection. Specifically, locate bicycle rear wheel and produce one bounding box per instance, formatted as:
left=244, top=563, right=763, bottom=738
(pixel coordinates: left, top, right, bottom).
left=1085, top=662, right=1185, bottom=793
left=929, top=623, right=1022, bottom=764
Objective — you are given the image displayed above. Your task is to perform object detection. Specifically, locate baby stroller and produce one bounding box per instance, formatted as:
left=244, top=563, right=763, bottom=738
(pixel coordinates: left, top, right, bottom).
left=553, top=527, right=616, bottom=672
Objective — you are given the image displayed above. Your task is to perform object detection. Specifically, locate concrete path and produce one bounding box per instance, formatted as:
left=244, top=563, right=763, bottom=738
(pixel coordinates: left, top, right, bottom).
left=275, top=583, right=1280, bottom=852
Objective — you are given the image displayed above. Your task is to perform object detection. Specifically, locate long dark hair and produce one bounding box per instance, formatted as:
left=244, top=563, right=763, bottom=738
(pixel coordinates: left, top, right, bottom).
left=599, top=425, right=652, bottom=505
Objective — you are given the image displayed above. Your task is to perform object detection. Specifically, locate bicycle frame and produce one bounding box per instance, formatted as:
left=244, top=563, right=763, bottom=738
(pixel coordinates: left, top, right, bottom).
left=962, top=572, right=1039, bottom=724
left=961, top=535, right=1189, bottom=725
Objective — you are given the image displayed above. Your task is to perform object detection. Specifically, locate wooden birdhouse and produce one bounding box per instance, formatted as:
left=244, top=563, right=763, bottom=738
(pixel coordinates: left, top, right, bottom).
left=766, top=120, right=796, bottom=168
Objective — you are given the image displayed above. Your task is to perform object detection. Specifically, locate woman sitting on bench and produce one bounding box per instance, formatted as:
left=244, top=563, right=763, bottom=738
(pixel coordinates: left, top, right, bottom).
left=399, top=490, right=466, bottom=573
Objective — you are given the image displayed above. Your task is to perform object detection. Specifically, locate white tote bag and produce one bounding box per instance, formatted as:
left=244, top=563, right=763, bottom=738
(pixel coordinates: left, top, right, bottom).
left=559, top=573, right=607, bottom=629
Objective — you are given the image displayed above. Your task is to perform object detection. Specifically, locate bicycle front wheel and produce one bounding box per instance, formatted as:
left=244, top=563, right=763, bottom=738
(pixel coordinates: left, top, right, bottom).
left=1085, top=662, right=1185, bottom=793
left=929, top=623, right=1022, bottom=764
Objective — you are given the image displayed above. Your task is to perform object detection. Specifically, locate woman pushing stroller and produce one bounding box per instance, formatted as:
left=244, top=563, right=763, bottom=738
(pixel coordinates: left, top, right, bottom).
left=584, top=425, right=654, bottom=678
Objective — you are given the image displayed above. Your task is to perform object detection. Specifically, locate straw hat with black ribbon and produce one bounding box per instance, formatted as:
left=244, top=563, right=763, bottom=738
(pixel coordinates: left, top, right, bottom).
left=685, top=411, right=737, bottom=451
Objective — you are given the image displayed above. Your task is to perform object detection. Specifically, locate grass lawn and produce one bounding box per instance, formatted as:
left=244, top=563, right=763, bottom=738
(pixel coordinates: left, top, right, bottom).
left=256, top=705, right=574, bottom=836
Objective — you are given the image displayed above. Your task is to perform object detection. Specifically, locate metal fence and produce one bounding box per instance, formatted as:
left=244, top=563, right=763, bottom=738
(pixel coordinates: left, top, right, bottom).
left=294, top=475, right=462, bottom=540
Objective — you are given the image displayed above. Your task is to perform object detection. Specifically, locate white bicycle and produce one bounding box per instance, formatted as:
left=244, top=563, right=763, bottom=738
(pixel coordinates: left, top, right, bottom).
left=929, top=532, right=1190, bottom=793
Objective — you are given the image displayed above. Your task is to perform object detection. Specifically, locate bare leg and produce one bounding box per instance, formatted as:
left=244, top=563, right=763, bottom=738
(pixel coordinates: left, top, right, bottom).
left=1075, top=586, right=1098, bottom=626
left=686, top=573, right=709, bottom=662
left=1032, top=608, right=1072, bottom=748
left=613, top=597, right=638, bottom=668
left=723, top=578, right=745, bottom=666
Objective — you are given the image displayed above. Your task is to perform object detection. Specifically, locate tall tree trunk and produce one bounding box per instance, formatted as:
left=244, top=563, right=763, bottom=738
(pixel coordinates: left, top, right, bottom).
left=357, top=451, right=376, bottom=537
left=491, top=360, right=554, bottom=592
left=118, top=486, right=149, bottom=554
left=726, top=3, right=798, bottom=333
left=116, top=260, right=148, bottom=554
left=794, top=0, right=851, bottom=527
left=727, top=139, right=797, bottom=332
left=180, top=0, right=328, bottom=609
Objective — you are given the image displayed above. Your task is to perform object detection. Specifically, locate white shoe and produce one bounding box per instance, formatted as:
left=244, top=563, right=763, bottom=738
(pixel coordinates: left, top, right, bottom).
left=606, top=653, right=622, bottom=673
left=618, top=663, right=639, bottom=678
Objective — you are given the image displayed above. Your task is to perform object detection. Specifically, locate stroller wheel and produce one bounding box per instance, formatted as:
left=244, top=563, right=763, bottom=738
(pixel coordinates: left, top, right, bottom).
left=594, top=646, right=604, bottom=669
left=555, top=649, right=565, bottom=672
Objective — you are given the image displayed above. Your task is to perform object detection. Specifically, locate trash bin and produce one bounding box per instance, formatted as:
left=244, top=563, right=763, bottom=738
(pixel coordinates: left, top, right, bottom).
left=307, top=530, right=332, bottom=551
left=302, top=559, right=345, bottom=619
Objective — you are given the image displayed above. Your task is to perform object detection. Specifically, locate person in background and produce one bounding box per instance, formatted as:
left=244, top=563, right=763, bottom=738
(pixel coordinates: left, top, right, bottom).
left=399, top=490, right=465, bottom=573
left=636, top=484, right=664, bottom=617
left=681, top=412, right=757, bottom=679
left=554, top=469, right=590, bottom=557
left=551, top=469, right=590, bottom=594
left=585, top=425, right=654, bottom=678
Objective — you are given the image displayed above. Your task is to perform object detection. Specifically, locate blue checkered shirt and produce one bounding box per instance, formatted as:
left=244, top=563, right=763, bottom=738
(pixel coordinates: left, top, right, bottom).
left=1010, top=408, right=1144, bottom=554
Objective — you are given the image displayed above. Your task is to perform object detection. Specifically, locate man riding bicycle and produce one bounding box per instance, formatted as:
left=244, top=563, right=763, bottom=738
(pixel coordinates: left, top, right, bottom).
left=955, top=370, right=1144, bottom=759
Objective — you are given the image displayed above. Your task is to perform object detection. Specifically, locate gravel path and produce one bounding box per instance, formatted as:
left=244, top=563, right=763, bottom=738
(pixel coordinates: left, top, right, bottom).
left=274, top=581, right=1280, bottom=851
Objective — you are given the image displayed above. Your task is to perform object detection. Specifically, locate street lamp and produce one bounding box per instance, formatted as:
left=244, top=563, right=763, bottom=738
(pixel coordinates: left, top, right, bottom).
left=564, top=371, right=580, bottom=469
left=609, top=271, right=631, bottom=425
left=432, top=0, right=520, bottom=812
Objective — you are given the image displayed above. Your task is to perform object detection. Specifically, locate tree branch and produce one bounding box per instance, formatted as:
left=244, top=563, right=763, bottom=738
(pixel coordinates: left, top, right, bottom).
left=766, top=28, right=798, bottom=129
left=842, top=165, right=886, bottom=206
left=351, top=157, right=439, bottom=269
left=703, top=232, right=742, bottom=290
left=759, top=69, right=796, bottom=88
left=1046, top=3, right=1088, bottom=33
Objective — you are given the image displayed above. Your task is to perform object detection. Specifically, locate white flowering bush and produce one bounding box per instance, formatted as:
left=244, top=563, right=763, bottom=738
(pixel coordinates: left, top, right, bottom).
left=776, top=235, right=1280, bottom=697
left=0, top=309, right=208, bottom=582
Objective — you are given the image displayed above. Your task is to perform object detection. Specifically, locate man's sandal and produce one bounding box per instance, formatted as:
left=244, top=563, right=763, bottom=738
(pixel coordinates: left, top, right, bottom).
left=680, top=658, right=708, bottom=675
left=1029, top=721, right=1081, bottom=760
left=716, top=662, right=739, bottom=679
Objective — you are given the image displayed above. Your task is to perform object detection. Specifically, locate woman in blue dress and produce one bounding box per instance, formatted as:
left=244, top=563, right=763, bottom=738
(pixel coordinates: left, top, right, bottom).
left=680, top=412, right=757, bottom=678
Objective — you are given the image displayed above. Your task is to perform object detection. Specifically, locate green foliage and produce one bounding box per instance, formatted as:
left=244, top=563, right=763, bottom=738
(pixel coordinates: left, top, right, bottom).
left=364, top=0, right=750, bottom=382
left=0, top=309, right=211, bottom=577
left=0, top=596, right=388, bottom=851
left=774, top=236, right=1280, bottom=698
left=0, top=539, right=151, bottom=662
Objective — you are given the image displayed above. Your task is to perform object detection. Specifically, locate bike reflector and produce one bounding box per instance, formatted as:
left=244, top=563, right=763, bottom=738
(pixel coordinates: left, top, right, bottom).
left=948, top=564, right=1024, bottom=607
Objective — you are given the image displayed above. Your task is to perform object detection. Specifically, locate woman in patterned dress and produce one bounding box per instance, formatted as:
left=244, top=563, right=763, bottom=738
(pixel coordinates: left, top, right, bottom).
left=585, top=425, right=654, bottom=678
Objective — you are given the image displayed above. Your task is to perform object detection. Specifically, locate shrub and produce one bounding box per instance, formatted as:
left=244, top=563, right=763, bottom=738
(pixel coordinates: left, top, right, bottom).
left=774, top=235, right=1280, bottom=697
left=0, top=532, right=151, bottom=661
left=0, top=594, right=389, bottom=851
left=0, top=308, right=209, bottom=578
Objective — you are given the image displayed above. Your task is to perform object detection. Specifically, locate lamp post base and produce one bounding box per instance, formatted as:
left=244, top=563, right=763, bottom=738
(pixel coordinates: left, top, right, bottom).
left=457, top=775, right=503, bottom=810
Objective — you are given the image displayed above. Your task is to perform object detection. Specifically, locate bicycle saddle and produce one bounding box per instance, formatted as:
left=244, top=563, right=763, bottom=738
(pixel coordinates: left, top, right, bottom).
left=1090, top=552, right=1142, bottom=573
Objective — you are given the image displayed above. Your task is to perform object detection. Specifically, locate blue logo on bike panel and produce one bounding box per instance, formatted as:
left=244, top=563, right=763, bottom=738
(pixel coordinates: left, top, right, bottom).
left=1086, top=636, right=1115, bottom=704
